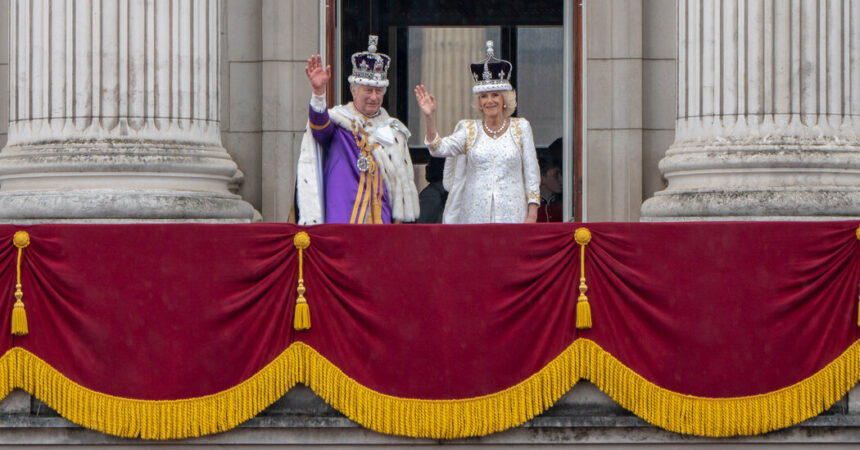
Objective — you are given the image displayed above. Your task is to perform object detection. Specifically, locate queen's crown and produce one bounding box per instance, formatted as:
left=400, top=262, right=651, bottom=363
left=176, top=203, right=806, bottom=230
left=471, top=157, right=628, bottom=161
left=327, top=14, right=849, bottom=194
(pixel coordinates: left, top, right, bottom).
left=470, top=40, right=513, bottom=94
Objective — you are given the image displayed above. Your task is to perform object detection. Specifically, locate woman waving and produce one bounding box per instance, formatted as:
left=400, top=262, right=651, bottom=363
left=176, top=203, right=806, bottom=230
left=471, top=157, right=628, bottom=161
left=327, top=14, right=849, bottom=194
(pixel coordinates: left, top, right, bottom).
left=415, top=41, right=539, bottom=224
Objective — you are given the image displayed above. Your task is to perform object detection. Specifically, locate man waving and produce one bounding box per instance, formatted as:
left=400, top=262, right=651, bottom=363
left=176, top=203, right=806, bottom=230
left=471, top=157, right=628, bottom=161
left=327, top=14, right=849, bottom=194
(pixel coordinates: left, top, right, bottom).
left=297, top=36, right=418, bottom=224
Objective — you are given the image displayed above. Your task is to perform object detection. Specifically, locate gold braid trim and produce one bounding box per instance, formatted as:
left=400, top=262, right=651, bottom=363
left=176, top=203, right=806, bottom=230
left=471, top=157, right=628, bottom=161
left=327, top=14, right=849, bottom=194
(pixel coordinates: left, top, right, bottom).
left=307, top=119, right=331, bottom=130
left=0, top=339, right=857, bottom=439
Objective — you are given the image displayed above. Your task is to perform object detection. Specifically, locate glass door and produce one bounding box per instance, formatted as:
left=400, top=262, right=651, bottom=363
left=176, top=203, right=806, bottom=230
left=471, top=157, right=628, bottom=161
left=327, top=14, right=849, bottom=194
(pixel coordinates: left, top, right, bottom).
left=336, top=0, right=580, bottom=221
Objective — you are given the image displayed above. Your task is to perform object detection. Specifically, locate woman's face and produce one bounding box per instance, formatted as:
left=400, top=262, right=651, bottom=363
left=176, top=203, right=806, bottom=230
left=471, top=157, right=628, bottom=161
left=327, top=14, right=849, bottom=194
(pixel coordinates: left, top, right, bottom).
left=478, top=91, right=504, bottom=119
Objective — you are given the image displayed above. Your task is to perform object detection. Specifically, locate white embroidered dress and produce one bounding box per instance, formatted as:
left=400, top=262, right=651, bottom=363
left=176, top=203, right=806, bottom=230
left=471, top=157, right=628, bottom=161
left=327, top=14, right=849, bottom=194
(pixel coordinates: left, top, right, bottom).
left=427, top=118, right=540, bottom=224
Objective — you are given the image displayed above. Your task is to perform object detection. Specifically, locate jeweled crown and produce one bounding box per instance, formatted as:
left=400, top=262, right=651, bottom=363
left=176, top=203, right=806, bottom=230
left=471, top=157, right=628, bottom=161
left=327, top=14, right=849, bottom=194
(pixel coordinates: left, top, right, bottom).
left=348, top=35, right=391, bottom=88
left=470, top=40, right=513, bottom=94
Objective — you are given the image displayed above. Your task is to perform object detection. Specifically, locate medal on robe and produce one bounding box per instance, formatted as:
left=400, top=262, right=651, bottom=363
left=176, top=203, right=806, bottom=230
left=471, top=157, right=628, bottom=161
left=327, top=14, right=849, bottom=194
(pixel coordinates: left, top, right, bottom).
left=356, top=155, right=370, bottom=172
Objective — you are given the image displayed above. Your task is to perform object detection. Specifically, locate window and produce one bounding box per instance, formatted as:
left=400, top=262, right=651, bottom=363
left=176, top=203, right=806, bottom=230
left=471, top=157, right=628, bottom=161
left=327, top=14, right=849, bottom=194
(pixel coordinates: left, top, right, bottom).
left=405, top=27, right=501, bottom=146
left=333, top=0, right=580, bottom=221
left=516, top=26, right=563, bottom=147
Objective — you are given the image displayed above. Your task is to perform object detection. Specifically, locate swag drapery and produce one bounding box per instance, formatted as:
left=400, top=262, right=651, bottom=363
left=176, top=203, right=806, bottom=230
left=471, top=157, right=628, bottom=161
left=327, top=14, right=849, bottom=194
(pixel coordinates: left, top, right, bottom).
left=0, top=222, right=857, bottom=439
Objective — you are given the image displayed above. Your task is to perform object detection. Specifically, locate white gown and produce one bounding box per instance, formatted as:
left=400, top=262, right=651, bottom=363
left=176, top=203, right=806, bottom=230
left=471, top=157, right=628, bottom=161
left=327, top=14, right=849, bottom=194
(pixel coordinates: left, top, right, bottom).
left=427, top=118, right=540, bottom=224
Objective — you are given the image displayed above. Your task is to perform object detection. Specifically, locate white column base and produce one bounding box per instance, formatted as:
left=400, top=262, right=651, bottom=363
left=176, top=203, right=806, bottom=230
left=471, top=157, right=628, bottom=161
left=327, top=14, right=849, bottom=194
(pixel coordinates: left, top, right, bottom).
left=0, top=189, right=257, bottom=223
left=0, top=142, right=259, bottom=222
left=641, top=139, right=860, bottom=221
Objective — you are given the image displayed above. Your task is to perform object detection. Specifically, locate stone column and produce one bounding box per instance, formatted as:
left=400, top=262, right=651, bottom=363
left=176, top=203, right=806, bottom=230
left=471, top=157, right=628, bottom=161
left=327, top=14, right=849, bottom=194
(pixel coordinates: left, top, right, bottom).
left=641, top=0, right=860, bottom=220
left=260, top=0, right=317, bottom=223
left=0, top=0, right=256, bottom=222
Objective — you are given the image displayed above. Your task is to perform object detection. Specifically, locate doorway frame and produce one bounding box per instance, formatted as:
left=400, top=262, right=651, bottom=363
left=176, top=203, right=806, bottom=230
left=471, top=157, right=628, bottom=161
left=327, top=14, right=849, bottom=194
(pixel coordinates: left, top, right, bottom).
left=325, top=0, right=583, bottom=222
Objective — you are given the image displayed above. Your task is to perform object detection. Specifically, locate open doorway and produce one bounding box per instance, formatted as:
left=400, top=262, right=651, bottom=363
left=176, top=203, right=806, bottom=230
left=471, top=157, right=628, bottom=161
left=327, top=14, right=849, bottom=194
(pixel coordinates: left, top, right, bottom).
left=328, top=0, right=582, bottom=222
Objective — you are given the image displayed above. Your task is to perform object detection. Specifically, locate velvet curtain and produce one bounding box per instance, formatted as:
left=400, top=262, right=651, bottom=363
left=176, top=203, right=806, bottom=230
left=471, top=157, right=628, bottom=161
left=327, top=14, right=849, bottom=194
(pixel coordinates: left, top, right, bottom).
left=0, top=222, right=856, bottom=439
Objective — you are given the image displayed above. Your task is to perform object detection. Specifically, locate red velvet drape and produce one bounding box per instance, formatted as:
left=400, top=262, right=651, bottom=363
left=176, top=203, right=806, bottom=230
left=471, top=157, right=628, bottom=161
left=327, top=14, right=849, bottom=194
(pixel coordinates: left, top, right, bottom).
left=1, top=221, right=857, bottom=401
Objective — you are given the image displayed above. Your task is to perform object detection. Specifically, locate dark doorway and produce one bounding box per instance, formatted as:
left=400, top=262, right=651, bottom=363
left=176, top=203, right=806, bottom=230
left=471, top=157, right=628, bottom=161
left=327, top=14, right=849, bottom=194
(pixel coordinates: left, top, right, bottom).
left=333, top=0, right=581, bottom=221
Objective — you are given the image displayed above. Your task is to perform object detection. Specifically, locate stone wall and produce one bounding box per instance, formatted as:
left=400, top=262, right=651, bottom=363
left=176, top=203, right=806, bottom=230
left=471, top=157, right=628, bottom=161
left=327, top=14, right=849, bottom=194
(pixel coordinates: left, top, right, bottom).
left=0, top=0, right=6, bottom=153
left=641, top=0, right=676, bottom=207
left=584, top=0, right=676, bottom=222
left=221, top=0, right=321, bottom=222
left=222, top=0, right=264, bottom=213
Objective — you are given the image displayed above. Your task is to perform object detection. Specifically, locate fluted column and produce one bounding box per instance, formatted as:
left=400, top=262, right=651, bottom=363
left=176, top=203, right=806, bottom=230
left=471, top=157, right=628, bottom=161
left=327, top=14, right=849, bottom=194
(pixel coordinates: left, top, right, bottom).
left=0, top=0, right=256, bottom=222
left=641, top=0, right=860, bottom=220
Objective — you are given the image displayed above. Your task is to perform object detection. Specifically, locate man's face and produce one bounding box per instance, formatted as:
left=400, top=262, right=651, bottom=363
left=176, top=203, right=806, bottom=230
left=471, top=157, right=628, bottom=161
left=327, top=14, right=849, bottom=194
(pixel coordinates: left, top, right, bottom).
left=542, top=167, right=563, bottom=195
left=351, top=84, right=386, bottom=117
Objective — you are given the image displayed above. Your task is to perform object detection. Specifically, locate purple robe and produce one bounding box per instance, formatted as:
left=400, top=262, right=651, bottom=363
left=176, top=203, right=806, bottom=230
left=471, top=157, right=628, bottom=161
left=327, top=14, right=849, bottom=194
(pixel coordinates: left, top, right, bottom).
left=309, top=106, right=392, bottom=224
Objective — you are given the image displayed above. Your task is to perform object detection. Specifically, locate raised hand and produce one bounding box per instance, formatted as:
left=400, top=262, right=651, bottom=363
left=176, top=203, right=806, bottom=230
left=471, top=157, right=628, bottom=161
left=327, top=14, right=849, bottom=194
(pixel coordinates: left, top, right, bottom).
left=414, top=85, right=439, bottom=142
left=305, top=54, right=331, bottom=95
left=414, top=85, right=437, bottom=117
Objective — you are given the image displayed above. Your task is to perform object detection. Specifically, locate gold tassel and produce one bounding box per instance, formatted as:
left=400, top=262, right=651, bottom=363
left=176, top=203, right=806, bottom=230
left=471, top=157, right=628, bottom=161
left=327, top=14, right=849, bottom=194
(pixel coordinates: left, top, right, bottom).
left=294, top=296, right=311, bottom=330
left=576, top=297, right=591, bottom=329
left=293, top=231, right=311, bottom=331
left=574, top=227, right=592, bottom=330
left=11, top=231, right=29, bottom=336
left=11, top=296, right=27, bottom=336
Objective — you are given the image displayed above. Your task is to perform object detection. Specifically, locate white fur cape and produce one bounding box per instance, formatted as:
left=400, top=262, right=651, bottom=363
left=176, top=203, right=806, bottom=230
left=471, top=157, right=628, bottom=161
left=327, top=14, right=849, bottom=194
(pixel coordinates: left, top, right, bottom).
left=297, top=104, right=419, bottom=225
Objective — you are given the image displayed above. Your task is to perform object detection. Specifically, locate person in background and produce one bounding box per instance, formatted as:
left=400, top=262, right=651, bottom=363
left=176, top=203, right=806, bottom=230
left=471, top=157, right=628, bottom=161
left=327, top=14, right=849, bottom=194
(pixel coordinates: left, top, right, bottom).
left=297, top=35, right=419, bottom=225
left=537, top=153, right=563, bottom=222
left=414, top=40, right=539, bottom=224
left=417, top=157, right=448, bottom=223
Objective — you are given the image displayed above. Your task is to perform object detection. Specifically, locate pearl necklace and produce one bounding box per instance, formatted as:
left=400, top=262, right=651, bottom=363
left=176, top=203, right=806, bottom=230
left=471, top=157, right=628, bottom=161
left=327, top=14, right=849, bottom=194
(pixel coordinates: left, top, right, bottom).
left=483, top=118, right=508, bottom=137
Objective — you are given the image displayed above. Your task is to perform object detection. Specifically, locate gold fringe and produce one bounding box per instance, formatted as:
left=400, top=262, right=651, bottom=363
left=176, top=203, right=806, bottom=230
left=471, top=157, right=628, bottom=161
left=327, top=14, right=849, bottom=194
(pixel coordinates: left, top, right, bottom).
left=0, top=347, right=303, bottom=439
left=0, top=339, right=857, bottom=440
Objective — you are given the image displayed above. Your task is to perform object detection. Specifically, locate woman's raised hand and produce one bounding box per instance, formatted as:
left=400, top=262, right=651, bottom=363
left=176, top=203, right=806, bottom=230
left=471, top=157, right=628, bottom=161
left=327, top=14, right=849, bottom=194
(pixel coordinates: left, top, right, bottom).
left=414, top=85, right=437, bottom=117
left=414, top=85, right=439, bottom=142
left=305, top=54, right=331, bottom=95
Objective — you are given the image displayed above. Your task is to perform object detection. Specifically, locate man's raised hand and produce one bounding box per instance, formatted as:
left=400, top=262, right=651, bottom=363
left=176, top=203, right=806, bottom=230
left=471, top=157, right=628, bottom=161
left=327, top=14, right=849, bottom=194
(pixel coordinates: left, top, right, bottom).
left=305, top=54, right=331, bottom=96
